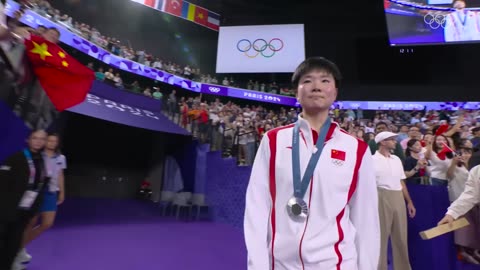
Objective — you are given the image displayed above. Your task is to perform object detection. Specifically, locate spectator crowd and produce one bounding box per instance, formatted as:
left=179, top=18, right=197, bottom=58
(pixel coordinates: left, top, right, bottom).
left=5, top=0, right=480, bottom=266
left=26, top=0, right=296, bottom=96
left=165, top=101, right=480, bottom=263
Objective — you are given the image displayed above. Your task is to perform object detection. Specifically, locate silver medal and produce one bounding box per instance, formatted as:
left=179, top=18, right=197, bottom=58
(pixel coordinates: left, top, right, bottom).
left=286, top=197, right=309, bottom=221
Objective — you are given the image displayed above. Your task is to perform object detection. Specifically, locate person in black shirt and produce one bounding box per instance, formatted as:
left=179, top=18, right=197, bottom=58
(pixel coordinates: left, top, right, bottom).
left=472, top=127, right=480, bottom=148
left=404, top=139, right=429, bottom=185
left=469, top=147, right=480, bottom=169
left=0, top=130, right=48, bottom=270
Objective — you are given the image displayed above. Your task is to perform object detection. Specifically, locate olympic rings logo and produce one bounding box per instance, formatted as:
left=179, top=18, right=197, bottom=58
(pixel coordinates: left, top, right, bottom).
left=236, top=38, right=284, bottom=58
left=208, top=86, right=221, bottom=93
left=424, top=13, right=447, bottom=29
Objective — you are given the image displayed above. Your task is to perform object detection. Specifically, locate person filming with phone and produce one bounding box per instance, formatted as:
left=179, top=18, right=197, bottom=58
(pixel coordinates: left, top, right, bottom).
left=438, top=139, right=480, bottom=263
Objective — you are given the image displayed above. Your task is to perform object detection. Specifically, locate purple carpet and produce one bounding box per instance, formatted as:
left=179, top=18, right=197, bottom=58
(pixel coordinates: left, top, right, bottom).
left=24, top=199, right=480, bottom=270
left=25, top=199, right=247, bottom=270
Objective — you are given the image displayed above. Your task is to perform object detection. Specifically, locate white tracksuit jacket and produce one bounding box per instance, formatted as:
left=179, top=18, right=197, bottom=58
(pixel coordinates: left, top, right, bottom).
left=244, top=116, right=380, bottom=270
left=444, top=10, right=480, bottom=42
left=447, top=165, right=480, bottom=219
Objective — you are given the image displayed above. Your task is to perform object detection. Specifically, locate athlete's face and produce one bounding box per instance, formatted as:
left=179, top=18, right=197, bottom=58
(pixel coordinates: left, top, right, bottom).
left=454, top=1, right=466, bottom=10
left=296, top=69, right=337, bottom=113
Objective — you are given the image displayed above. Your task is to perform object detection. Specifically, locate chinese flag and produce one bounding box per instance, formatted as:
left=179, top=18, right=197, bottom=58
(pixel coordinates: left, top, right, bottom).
left=437, top=143, right=454, bottom=160
left=331, top=149, right=346, bottom=161
left=193, top=5, right=208, bottom=26
left=24, top=35, right=94, bottom=111
left=435, top=124, right=449, bottom=136
left=164, top=0, right=183, bottom=16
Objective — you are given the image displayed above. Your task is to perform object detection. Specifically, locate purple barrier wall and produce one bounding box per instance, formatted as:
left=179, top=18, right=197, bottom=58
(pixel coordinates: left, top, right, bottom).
left=205, top=151, right=250, bottom=229
left=0, top=101, right=30, bottom=163
left=89, top=81, right=162, bottom=113
left=66, top=81, right=188, bottom=135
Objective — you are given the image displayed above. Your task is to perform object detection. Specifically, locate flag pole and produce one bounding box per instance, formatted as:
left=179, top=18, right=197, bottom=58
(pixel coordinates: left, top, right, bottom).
left=442, top=142, right=457, bottom=156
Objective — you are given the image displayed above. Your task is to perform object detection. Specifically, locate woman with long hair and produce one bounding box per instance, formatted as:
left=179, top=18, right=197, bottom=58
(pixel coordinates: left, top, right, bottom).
left=444, top=139, right=480, bottom=263
left=1, top=130, right=48, bottom=270
left=404, top=139, right=429, bottom=185
left=425, top=134, right=454, bottom=186
left=447, top=140, right=473, bottom=202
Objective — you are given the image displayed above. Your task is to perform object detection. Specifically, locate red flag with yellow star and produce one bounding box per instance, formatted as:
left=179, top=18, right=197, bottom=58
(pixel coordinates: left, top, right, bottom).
left=331, top=149, right=346, bottom=161
left=193, top=5, right=208, bottom=26
left=24, top=34, right=94, bottom=111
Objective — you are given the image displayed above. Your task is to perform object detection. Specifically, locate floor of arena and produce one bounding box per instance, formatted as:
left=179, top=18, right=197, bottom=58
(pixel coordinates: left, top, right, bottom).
left=24, top=198, right=480, bottom=270
left=25, top=199, right=246, bottom=270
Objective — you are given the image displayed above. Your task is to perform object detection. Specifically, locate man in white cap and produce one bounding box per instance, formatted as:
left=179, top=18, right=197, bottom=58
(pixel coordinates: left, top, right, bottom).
left=373, top=131, right=416, bottom=270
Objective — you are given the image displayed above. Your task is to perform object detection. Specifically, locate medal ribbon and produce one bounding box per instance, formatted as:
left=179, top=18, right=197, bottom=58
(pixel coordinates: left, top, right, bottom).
left=292, top=118, right=331, bottom=199
left=458, top=11, right=467, bottom=27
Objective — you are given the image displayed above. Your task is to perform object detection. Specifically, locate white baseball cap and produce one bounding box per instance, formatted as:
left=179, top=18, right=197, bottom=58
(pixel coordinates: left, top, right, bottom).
left=374, top=131, right=398, bottom=144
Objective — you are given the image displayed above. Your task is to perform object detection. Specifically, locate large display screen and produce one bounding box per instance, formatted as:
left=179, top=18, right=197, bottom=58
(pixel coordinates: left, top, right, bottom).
left=384, top=0, right=480, bottom=46
left=216, top=24, right=305, bottom=73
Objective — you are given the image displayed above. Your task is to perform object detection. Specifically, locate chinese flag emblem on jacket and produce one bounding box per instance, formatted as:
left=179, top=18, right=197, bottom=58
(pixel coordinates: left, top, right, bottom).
left=24, top=35, right=94, bottom=111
